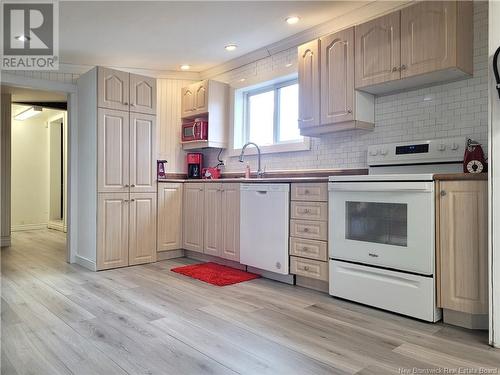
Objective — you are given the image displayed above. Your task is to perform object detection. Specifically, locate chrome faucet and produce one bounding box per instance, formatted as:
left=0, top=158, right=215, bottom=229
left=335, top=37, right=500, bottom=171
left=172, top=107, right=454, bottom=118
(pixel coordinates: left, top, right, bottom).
left=239, top=142, right=264, bottom=178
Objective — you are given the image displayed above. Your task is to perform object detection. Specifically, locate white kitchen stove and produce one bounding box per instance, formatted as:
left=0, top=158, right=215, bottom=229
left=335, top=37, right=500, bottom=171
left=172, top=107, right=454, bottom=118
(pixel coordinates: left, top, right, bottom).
left=328, top=137, right=467, bottom=322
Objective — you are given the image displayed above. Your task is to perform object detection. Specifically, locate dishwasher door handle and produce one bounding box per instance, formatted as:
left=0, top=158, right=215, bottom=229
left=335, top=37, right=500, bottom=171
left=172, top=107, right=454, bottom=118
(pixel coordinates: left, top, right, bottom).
left=256, top=190, right=268, bottom=194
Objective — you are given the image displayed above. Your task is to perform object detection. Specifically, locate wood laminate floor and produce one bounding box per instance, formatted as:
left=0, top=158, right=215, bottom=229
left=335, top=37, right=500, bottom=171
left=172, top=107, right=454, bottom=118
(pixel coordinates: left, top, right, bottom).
left=1, top=230, right=499, bottom=375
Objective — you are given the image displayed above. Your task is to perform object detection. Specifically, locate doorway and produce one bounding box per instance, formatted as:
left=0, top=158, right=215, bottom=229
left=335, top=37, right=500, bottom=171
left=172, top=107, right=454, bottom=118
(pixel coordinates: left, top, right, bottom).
left=5, top=85, right=68, bottom=260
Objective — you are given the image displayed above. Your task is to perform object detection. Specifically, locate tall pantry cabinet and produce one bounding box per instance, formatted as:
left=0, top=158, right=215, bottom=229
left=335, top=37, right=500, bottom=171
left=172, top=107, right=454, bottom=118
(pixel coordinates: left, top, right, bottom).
left=77, top=66, right=157, bottom=271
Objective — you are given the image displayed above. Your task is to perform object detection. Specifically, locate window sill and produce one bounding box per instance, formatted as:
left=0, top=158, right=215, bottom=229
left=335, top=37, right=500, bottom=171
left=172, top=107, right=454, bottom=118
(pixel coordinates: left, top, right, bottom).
left=227, top=138, right=311, bottom=158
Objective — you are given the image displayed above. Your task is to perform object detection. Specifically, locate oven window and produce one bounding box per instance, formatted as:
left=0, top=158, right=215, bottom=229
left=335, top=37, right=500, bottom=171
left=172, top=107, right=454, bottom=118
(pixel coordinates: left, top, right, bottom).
left=345, top=201, right=408, bottom=247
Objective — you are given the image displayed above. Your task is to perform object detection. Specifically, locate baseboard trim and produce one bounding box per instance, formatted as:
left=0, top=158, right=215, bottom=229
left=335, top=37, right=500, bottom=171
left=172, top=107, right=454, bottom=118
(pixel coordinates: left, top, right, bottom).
left=47, top=221, right=67, bottom=233
left=11, top=223, right=47, bottom=232
left=75, top=254, right=96, bottom=271
left=185, top=250, right=246, bottom=270
left=1, top=236, right=11, bottom=247
left=157, top=249, right=185, bottom=260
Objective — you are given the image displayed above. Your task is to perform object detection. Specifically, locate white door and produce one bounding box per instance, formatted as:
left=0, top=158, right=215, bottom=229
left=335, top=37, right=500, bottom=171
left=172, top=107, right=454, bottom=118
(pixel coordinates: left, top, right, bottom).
left=329, top=181, right=435, bottom=275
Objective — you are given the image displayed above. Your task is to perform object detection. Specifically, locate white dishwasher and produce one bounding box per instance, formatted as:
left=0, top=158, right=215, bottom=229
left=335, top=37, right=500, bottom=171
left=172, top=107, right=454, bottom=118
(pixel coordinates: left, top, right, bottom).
left=240, top=183, right=290, bottom=275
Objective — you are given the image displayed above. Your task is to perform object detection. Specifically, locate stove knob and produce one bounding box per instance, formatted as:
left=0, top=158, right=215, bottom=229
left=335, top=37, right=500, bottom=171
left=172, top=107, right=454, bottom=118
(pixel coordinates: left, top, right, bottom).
left=437, top=144, right=446, bottom=151
left=369, top=149, right=379, bottom=156
left=451, top=143, right=459, bottom=150
left=380, top=149, right=388, bottom=156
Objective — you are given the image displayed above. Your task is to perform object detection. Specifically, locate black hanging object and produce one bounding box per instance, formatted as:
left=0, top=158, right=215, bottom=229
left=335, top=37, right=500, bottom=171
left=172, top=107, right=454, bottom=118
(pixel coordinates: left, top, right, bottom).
left=494, top=46, right=500, bottom=100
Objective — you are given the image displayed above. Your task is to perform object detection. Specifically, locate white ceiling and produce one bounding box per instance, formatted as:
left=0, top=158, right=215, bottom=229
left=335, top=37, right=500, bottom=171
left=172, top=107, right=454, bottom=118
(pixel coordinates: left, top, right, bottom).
left=59, top=1, right=370, bottom=72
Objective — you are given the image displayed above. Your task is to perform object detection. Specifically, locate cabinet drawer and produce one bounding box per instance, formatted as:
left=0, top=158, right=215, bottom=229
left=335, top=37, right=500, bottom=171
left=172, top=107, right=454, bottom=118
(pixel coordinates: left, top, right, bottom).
left=290, top=256, right=328, bottom=281
left=290, top=237, right=327, bottom=261
left=290, top=219, right=327, bottom=241
left=291, top=201, right=327, bottom=221
left=291, top=183, right=327, bottom=202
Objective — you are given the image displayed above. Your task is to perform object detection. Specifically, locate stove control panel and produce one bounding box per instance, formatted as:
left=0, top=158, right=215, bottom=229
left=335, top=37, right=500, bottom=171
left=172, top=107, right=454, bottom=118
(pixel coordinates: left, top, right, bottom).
left=367, top=137, right=466, bottom=166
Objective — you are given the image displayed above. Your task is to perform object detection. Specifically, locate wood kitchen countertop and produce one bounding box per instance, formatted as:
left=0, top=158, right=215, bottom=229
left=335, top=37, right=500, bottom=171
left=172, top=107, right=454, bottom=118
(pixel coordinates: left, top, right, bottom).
left=158, top=168, right=368, bottom=183
left=433, top=173, right=488, bottom=181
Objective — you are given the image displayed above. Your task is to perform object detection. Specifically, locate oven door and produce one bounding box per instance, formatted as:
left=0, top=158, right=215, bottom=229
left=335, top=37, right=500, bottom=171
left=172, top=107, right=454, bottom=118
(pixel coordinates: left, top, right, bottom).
left=329, top=181, right=434, bottom=275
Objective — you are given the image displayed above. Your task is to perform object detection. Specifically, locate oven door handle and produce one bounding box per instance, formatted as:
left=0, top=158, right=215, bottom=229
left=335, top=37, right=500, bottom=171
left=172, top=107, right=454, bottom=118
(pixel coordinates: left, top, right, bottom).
left=328, top=181, right=434, bottom=193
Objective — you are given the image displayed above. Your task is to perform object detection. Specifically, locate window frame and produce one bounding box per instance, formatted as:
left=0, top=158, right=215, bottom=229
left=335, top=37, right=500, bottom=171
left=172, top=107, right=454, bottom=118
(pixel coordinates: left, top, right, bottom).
left=242, top=78, right=300, bottom=147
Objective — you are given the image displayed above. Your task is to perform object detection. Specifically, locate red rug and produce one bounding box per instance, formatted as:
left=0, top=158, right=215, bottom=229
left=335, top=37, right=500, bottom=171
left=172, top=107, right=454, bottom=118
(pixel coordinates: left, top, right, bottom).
left=171, top=262, right=260, bottom=286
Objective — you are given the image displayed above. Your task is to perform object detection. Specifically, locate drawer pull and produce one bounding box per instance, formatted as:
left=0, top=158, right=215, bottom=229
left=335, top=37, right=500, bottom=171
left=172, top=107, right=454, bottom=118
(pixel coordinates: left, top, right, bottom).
left=301, top=266, right=310, bottom=271
left=302, top=247, right=310, bottom=252
left=304, top=190, right=310, bottom=194
left=303, top=228, right=309, bottom=232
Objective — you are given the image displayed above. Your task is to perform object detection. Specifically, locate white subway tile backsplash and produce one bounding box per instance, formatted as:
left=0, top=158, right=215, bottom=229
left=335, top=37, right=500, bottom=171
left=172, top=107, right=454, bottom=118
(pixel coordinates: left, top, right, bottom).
left=205, top=1, right=488, bottom=173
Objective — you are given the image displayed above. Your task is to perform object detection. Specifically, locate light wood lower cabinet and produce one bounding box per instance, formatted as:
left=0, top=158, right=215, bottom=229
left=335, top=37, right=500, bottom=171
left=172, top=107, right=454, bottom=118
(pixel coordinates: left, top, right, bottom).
left=157, top=183, right=183, bottom=252
left=97, top=193, right=130, bottom=270
left=220, top=184, right=240, bottom=261
left=129, top=193, right=157, bottom=266
left=437, top=180, right=488, bottom=316
left=97, top=192, right=157, bottom=270
left=204, top=184, right=223, bottom=256
left=183, top=183, right=205, bottom=253
left=202, top=183, right=240, bottom=261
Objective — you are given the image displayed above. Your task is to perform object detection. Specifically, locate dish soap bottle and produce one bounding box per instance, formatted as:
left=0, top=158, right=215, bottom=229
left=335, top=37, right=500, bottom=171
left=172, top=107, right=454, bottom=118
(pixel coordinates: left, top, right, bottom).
left=245, top=162, right=251, bottom=179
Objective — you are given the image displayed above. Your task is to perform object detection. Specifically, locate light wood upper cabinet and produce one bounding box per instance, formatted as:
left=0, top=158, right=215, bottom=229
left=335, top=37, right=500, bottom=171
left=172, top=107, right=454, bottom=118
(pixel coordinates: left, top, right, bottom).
left=97, top=193, right=129, bottom=270
left=97, top=108, right=129, bottom=193
left=204, top=183, right=223, bottom=256
left=181, top=80, right=209, bottom=118
left=129, top=193, right=157, bottom=266
left=98, top=67, right=130, bottom=111
left=355, top=1, right=472, bottom=94
left=355, top=12, right=401, bottom=88
left=181, top=86, right=196, bottom=118
left=130, top=73, right=156, bottom=115
left=298, top=29, right=374, bottom=137
left=157, top=183, right=183, bottom=252
left=401, top=1, right=456, bottom=78
left=320, top=27, right=355, bottom=125
left=298, top=39, right=321, bottom=129
left=183, top=183, right=205, bottom=253
left=221, top=183, right=240, bottom=262
left=194, top=80, right=208, bottom=114
left=129, top=113, right=156, bottom=193
left=437, top=180, right=488, bottom=315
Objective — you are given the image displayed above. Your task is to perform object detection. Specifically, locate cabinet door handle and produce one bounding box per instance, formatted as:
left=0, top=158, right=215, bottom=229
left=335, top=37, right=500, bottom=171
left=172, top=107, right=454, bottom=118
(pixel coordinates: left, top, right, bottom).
left=392, top=66, right=399, bottom=72
left=130, top=199, right=135, bottom=202
left=347, top=109, right=352, bottom=114
left=124, top=184, right=129, bottom=188
left=123, top=102, right=129, bottom=105
left=130, top=184, right=136, bottom=188
left=124, top=199, right=130, bottom=203
left=130, top=103, right=136, bottom=107
left=400, top=64, right=407, bottom=71
left=440, top=190, right=447, bottom=196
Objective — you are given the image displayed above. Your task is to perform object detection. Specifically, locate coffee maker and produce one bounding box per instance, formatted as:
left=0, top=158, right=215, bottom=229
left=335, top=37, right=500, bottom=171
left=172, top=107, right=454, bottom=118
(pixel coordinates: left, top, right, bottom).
left=187, top=153, right=203, bottom=179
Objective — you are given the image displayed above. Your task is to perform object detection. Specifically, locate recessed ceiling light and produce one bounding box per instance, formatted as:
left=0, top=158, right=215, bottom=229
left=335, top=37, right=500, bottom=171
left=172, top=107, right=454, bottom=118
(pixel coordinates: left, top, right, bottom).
left=180, top=65, right=191, bottom=71
left=285, top=63, right=293, bottom=68
left=239, top=78, right=246, bottom=82
left=286, top=16, right=300, bottom=25
left=14, top=106, right=43, bottom=121
left=225, top=44, right=238, bottom=51
left=15, top=35, right=30, bottom=41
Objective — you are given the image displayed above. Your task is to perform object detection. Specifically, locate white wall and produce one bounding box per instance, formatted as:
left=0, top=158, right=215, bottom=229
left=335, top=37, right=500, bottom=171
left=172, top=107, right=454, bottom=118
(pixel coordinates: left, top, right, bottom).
left=488, top=0, right=500, bottom=349
left=11, top=107, right=66, bottom=231
left=202, top=1, right=488, bottom=174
